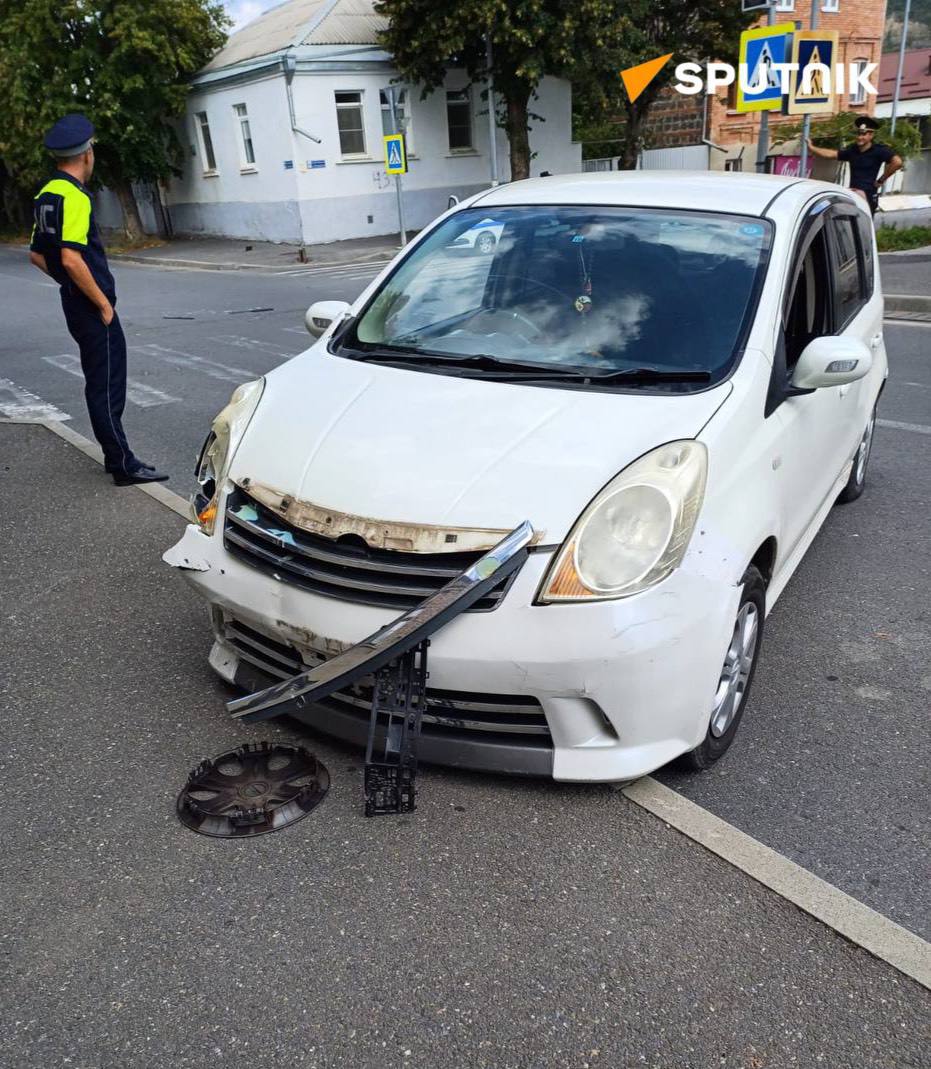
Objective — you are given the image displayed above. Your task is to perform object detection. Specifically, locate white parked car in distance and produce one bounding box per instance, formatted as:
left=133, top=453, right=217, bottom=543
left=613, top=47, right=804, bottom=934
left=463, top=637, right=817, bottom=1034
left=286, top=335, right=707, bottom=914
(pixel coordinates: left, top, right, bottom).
left=165, top=172, right=886, bottom=782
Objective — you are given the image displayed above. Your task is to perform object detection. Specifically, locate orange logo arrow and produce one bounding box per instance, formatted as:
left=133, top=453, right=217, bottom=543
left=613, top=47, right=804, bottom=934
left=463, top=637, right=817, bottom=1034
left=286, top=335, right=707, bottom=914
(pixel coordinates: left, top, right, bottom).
left=620, top=53, right=674, bottom=103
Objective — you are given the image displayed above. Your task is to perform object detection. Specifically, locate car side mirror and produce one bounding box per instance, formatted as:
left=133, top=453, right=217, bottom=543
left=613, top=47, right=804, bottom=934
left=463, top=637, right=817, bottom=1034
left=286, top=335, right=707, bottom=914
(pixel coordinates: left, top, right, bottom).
left=791, top=336, right=872, bottom=390
left=305, top=299, right=351, bottom=338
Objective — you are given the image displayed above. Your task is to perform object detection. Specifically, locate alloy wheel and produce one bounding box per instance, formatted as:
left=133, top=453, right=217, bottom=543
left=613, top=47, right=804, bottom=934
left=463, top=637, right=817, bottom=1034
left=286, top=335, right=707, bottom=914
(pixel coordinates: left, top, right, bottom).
left=710, top=602, right=759, bottom=738
left=854, top=413, right=876, bottom=487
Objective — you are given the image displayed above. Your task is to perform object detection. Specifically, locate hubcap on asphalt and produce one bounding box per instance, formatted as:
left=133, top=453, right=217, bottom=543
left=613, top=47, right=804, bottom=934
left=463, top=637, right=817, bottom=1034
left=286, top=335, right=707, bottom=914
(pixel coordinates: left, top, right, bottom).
left=855, top=414, right=875, bottom=486
left=710, top=602, right=759, bottom=738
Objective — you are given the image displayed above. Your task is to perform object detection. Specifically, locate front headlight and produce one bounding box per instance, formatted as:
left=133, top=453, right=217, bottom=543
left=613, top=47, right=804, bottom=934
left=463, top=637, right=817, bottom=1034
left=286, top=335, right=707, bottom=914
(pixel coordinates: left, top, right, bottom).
left=538, top=440, right=707, bottom=602
left=193, top=378, right=265, bottom=534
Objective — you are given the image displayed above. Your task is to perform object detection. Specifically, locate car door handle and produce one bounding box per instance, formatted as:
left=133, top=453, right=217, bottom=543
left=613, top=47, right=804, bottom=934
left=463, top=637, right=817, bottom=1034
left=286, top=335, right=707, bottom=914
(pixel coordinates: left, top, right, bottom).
left=871, top=333, right=883, bottom=350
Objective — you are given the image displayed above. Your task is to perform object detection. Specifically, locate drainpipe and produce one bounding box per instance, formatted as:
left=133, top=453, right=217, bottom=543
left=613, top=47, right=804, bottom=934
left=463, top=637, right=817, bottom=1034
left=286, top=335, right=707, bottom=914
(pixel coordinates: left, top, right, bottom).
left=281, top=52, right=321, bottom=260
left=701, top=82, right=727, bottom=163
left=282, top=52, right=322, bottom=144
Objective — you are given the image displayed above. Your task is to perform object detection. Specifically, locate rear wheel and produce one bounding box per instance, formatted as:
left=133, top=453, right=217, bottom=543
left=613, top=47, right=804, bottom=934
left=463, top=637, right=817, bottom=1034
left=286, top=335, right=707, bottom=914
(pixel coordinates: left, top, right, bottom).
left=836, top=407, right=876, bottom=504
left=679, top=565, right=765, bottom=771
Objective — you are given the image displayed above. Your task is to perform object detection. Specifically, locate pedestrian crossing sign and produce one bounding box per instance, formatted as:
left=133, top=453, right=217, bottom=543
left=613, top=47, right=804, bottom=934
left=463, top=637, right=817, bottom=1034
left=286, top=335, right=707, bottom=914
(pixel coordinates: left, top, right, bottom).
left=383, top=134, right=407, bottom=175
left=786, top=30, right=839, bottom=115
left=736, top=23, right=794, bottom=113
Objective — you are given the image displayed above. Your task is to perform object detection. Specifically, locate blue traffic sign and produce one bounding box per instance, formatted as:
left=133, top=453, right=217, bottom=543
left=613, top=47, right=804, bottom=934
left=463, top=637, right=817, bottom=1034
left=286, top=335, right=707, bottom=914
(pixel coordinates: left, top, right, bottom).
left=383, top=134, right=407, bottom=175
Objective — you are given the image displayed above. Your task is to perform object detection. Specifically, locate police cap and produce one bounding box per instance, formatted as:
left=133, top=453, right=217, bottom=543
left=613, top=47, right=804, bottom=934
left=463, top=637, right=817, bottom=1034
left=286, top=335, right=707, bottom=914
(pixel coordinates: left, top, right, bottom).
left=43, top=113, right=95, bottom=157
left=854, top=116, right=880, bottom=133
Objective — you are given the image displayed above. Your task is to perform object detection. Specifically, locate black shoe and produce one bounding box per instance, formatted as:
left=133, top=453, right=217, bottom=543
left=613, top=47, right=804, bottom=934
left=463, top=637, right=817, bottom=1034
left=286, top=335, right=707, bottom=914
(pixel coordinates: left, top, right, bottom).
left=113, top=466, right=170, bottom=486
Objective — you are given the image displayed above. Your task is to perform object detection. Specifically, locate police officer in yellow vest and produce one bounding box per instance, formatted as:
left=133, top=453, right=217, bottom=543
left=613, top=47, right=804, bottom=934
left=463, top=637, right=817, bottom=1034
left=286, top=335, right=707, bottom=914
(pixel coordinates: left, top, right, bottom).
left=29, top=114, right=168, bottom=485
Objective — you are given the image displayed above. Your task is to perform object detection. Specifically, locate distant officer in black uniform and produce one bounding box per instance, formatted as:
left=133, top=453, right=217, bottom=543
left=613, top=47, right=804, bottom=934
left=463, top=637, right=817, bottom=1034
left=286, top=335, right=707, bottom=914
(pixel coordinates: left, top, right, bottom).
left=29, top=114, right=168, bottom=486
left=807, top=116, right=903, bottom=215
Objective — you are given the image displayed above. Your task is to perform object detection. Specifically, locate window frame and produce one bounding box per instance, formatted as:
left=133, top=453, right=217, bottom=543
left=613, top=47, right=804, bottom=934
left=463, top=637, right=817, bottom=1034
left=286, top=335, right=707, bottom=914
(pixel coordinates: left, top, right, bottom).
left=195, top=111, right=217, bottom=174
left=233, top=102, right=256, bottom=169
left=826, top=205, right=869, bottom=330
left=380, top=88, right=412, bottom=151
left=821, top=0, right=839, bottom=11
left=445, top=88, right=474, bottom=152
left=849, top=58, right=870, bottom=105
left=335, top=90, right=368, bottom=157
left=774, top=0, right=795, bottom=11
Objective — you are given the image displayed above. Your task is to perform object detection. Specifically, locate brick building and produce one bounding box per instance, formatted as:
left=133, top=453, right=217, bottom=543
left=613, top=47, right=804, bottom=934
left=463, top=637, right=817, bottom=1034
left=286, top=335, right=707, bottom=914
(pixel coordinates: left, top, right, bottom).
left=634, top=0, right=887, bottom=173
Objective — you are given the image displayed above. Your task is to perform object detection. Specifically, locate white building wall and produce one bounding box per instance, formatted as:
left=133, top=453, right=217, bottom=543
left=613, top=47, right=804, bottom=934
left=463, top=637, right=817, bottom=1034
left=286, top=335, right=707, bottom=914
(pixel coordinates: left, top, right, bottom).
left=168, top=73, right=304, bottom=241
left=164, top=65, right=581, bottom=244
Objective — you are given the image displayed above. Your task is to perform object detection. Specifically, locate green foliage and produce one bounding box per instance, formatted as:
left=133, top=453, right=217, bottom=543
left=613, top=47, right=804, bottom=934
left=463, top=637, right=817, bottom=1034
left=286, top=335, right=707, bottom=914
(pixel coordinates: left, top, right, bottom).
left=573, top=0, right=754, bottom=168
left=884, top=0, right=931, bottom=50
left=779, top=111, right=923, bottom=161
left=373, top=0, right=619, bottom=179
left=0, top=0, right=229, bottom=193
left=876, top=225, right=931, bottom=252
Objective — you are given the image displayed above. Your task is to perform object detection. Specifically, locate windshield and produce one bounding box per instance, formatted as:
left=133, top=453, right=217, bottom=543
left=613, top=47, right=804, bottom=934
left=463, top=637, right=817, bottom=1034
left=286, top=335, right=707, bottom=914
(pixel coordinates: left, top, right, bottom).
left=341, top=206, right=772, bottom=384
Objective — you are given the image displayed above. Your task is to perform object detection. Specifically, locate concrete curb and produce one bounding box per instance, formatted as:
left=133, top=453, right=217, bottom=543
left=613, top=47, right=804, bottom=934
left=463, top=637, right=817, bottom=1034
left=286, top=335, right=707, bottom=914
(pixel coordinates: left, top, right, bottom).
left=0, top=416, right=191, bottom=520
left=624, top=777, right=931, bottom=991
left=879, top=246, right=931, bottom=264
left=111, top=252, right=395, bottom=273
left=885, top=293, right=931, bottom=312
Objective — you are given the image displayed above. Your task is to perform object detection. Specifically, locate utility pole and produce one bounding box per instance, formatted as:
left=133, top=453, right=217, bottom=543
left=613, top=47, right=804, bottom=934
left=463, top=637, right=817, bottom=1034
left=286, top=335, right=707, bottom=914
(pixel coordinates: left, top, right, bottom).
left=890, top=0, right=912, bottom=135
left=798, top=0, right=819, bottom=178
left=386, top=86, right=408, bottom=245
left=755, top=2, right=776, bottom=173
left=486, top=34, right=499, bottom=185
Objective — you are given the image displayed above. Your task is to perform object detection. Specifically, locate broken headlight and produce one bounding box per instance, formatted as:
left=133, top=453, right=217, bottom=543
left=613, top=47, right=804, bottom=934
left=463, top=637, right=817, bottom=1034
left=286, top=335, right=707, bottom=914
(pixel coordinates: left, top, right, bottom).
left=192, top=378, right=265, bottom=534
left=537, top=441, right=707, bottom=602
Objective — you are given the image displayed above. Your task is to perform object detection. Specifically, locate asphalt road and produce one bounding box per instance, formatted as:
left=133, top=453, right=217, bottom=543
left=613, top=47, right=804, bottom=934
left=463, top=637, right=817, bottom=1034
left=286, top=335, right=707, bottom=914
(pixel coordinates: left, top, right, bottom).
left=3, top=423, right=928, bottom=1069
left=1, top=244, right=929, bottom=942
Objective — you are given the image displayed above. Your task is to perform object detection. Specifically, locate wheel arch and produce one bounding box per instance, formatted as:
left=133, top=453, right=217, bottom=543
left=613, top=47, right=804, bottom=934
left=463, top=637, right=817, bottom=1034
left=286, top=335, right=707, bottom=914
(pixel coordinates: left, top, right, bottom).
left=749, top=536, right=778, bottom=588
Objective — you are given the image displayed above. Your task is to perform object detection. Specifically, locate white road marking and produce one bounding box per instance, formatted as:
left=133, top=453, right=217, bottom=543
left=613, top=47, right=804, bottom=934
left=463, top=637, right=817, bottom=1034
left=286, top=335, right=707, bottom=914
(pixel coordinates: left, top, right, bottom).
left=901, top=381, right=931, bottom=390
left=0, top=378, right=70, bottom=421
left=624, top=777, right=931, bottom=990
left=878, top=418, right=931, bottom=436
left=281, top=326, right=309, bottom=336
left=210, top=334, right=297, bottom=359
left=138, top=343, right=256, bottom=384
left=43, top=353, right=181, bottom=409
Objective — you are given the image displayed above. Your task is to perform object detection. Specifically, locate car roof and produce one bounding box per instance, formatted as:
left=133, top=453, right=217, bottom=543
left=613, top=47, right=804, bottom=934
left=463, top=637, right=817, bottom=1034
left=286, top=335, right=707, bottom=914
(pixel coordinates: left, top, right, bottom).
left=471, top=171, right=854, bottom=220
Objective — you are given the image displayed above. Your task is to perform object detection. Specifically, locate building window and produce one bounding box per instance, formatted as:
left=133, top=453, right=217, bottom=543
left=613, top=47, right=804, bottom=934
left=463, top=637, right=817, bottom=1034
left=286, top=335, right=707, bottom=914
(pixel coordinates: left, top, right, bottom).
left=335, top=91, right=366, bottom=156
left=822, top=0, right=839, bottom=11
left=850, top=58, right=869, bottom=105
left=446, top=89, right=473, bottom=151
left=380, top=89, right=411, bottom=147
left=234, top=103, right=255, bottom=166
left=196, top=111, right=216, bottom=172
left=774, top=0, right=794, bottom=10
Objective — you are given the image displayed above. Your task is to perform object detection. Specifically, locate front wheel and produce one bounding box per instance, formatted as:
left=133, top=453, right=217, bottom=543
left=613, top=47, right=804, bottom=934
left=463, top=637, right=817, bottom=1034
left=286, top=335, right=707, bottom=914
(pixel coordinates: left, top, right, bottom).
left=836, top=406, right=876, bottom=504
left=678, top=565, right=765, bottom=772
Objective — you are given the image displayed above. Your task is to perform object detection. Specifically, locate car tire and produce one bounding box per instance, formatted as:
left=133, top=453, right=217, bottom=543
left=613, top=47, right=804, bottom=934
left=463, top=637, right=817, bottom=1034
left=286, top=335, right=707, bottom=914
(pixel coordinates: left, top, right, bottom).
left=678, top=565, right=765, bottom=772
left=836, top=406, right=876, bottom=505
left=476, top=232, right=496, bottom=255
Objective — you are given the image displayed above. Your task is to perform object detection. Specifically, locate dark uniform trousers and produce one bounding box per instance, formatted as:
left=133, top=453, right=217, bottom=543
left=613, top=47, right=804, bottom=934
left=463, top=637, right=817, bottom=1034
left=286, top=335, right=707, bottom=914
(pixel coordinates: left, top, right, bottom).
left=60, top=293, right=138, bottom=475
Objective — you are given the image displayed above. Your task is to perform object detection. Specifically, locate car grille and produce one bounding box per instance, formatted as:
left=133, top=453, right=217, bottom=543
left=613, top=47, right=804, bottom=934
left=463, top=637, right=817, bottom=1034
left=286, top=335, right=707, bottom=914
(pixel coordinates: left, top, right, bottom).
left=223, top=616, right=551, bottom=744
left=223, top=487, right=520, bottom=612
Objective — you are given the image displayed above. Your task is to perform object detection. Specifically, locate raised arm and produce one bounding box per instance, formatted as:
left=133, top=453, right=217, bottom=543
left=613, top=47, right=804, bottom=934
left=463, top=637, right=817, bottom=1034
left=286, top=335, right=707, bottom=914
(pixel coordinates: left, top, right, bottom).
left=807, top=139, right=839, bottom=160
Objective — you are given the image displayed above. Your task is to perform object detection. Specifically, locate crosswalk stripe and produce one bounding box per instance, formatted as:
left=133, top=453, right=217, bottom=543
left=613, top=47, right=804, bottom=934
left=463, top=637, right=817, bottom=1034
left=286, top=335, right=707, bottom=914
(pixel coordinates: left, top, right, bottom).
left=43, top=354, right=181, bottom=409
left=138, top=343, right=256, bottom=384
left=0, top=377, right=70, bottom=421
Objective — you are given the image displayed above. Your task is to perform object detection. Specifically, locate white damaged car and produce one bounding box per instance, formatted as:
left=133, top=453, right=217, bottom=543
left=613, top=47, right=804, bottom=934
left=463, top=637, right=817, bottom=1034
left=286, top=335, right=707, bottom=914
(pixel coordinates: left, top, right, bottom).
left=165, top=172, right=886, bottom=782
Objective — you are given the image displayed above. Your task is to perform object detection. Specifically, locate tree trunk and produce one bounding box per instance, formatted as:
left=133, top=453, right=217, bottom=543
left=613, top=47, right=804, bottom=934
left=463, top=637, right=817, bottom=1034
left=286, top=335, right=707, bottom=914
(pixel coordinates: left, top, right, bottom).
left=113, top=179, right=145, bottom=244
left=618, top=103, right=643, bottom=170
left=505, top=91, right=532, bottom=181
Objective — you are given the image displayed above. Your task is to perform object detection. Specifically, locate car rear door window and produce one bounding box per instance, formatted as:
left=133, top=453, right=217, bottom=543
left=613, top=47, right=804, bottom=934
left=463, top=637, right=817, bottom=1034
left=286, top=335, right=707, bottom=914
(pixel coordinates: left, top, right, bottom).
left=830, top=214, right=866, bottom=329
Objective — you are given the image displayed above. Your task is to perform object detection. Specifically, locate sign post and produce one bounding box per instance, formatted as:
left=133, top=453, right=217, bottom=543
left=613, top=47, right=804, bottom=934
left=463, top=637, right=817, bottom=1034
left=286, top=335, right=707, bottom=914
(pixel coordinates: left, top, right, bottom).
left=382, top=87, right=408, bottom=246
left=736, top=18, right=793, bottom=173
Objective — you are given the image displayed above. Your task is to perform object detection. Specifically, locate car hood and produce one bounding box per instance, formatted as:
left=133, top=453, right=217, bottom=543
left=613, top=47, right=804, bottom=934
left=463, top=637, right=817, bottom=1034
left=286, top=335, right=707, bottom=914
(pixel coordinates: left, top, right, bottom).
left=229, top=351, right=732, bottom=547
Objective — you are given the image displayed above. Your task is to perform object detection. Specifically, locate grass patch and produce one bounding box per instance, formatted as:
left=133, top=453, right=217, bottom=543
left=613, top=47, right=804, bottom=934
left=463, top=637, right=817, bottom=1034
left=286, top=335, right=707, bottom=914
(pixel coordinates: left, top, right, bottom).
left=0, top=229, right=31, bottom=245
left=876, top=226, right=931, bottom=252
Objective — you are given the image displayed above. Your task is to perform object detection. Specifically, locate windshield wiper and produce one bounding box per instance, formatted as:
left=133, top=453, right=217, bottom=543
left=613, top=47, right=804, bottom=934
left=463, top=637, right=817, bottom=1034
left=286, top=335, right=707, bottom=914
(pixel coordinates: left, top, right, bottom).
left=340, top=347, right=711, bottom=384
left=340, top=346, right=582, bottom=377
